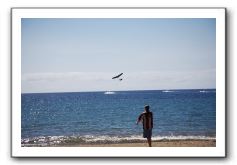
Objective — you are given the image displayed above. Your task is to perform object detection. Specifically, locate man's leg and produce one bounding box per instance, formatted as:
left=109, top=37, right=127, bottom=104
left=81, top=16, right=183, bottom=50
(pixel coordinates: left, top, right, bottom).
left=147, top=138, right=152, bottom=147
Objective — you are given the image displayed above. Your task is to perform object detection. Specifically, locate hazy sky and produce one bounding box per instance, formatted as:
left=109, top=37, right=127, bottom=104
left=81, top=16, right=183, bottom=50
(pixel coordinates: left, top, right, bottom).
left=22, top=18, right=216, bottom=93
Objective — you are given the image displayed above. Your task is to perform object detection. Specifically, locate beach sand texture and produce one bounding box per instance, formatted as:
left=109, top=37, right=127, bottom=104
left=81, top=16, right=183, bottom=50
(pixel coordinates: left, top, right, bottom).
left=58, top=139, right=216, bottom=147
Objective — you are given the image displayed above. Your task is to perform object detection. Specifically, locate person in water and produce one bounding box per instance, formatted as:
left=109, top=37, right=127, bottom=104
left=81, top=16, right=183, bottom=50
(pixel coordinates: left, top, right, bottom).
left=136, top=105, right=153, bottom=147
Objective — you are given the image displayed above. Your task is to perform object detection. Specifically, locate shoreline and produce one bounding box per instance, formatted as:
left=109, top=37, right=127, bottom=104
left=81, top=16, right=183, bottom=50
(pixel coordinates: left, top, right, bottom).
left=51, top=139, right=216, bottom=147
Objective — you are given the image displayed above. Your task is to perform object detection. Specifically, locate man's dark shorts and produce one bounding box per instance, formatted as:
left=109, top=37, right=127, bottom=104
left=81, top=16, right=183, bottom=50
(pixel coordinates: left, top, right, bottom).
left=143, top=129, right=152, bottom=138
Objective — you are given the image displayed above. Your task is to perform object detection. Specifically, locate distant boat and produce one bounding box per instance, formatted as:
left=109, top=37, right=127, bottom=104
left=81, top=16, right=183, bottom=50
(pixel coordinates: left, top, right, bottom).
left=104, top=91, right=116, bottom=94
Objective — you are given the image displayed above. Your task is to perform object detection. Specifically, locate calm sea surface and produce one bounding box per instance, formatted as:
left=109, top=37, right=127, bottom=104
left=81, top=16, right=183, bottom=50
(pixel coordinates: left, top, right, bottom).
left=21, top=89, right=216, bottom=146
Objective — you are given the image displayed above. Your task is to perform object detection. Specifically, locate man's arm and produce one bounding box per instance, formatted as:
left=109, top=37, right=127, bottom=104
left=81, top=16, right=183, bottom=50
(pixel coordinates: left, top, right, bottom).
left=136, top=113, right=143, bottom=124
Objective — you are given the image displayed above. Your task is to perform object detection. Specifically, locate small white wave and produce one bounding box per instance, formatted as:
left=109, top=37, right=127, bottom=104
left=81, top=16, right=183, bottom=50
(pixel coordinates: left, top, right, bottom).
left=199, top=90, right=216, bottom=93
left=200, top=90, right=207, bottom=93
left=153, top=135, right=216, bottom=141
left=104, top=91, right=116, bottom=94
left=21, top=136, right=70, bottom=147
left=21, top=135, right=216, bottom=146
left=162, top=90, right=174, bottom=93
left=75, top=135, right=216, bottom=143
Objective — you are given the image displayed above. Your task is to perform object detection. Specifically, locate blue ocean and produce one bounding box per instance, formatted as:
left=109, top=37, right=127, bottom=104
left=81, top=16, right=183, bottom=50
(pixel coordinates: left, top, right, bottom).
left=21, top=89, right=216, bottom=146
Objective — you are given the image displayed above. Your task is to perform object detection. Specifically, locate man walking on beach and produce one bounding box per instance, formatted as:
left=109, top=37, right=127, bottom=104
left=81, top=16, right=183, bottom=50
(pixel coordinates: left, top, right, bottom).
left=136, top=105, right=153, bottom=147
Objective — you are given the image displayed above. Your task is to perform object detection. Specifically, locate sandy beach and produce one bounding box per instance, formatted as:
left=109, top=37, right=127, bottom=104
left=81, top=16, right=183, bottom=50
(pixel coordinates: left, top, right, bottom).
left=58, top=139, right=216, bottom=147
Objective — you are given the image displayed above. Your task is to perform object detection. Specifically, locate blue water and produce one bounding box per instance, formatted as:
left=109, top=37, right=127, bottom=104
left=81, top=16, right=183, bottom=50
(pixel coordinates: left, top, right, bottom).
left=21, top=89, right=216, bottom=146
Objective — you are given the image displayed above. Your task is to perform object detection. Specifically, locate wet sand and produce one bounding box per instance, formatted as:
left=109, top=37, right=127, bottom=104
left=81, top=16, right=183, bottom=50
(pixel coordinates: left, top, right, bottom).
left=59, top=139, right=216, bottom=147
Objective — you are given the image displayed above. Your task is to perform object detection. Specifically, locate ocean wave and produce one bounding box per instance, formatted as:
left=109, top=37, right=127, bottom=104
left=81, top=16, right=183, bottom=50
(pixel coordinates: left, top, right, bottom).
left=199, top=90, right=216, bottom=93
left=21, top=135, right=216, bottom=147
left=104, top=91, right=116, bottom=94
left=162, top=90, right=175, bottom=93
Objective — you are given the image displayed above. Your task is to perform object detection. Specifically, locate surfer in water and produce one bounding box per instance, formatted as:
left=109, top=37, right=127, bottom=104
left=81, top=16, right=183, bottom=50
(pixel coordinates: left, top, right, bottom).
left=136, top=105, right=153, bottom=147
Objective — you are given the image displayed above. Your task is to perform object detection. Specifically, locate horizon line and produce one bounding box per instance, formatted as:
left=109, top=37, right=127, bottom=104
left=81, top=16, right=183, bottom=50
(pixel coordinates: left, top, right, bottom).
left=21, top=88, right=216, bottom=94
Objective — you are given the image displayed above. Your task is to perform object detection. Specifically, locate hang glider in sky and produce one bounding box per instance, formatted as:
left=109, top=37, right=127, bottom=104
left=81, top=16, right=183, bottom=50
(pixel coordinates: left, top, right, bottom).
left=112, top=73, right=123, bottom=79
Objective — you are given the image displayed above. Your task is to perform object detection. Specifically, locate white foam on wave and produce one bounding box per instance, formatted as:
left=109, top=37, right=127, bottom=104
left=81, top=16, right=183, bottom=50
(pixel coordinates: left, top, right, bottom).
left=21, top=135, right=216, bottom=146
left=199, top=90, right=216, bottom=93
left=104, top=91, right=116, bottom=94
left=199, top=90, right=208, bottom=93
left=21, top=136, right=70, bottom=147
left=162, top=90, right=175, bottom=93
left=81, top=135, right=215, bottom=142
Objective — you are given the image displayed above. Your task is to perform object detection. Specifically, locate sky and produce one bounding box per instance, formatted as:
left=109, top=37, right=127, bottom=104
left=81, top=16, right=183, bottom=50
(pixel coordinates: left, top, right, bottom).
left=21, top=18, right=216, bottom=93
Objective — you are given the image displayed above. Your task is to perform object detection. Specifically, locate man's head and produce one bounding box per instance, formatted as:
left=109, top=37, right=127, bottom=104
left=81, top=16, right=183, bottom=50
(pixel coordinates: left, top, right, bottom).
left=144, top=105, right=150, bottom=112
